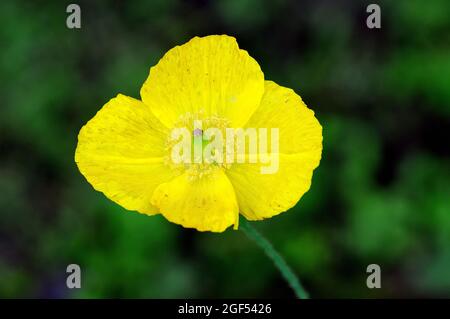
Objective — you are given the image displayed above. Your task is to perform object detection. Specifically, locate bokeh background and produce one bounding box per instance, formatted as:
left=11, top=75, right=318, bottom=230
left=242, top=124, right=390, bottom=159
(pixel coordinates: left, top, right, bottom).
left=1, top=0, right=449, bottom=298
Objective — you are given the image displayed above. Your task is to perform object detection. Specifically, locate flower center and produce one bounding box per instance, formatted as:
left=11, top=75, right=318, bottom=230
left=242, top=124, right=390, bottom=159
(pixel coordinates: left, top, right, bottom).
left=164, top=112, right=231, bottom=180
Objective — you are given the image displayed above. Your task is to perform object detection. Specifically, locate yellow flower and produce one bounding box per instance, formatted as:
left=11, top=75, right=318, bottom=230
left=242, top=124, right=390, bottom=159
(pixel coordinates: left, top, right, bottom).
left=75, top=35, right=322, bottom=232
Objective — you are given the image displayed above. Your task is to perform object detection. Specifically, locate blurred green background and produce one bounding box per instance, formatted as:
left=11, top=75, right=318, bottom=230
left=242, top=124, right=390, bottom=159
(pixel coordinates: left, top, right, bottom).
left=1, top=0, right=449, bottom=298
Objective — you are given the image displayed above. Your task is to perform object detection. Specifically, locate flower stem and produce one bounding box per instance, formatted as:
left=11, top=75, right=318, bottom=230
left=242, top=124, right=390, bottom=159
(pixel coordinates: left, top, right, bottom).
left=239, top=218, right=309, bottom=299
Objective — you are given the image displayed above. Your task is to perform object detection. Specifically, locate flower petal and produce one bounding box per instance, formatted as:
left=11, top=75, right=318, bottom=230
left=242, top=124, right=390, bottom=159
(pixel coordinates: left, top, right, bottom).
left=227, top=154, right=320, bottom=220
left=244, top=81, right=323, bottom=154
left=151, top=168, right=239, bottom=232
left=75, top=94, right=178, bottom=215
left=226, top=81, right=323, bottom=220
left=141, top=35, right=264, bottom=128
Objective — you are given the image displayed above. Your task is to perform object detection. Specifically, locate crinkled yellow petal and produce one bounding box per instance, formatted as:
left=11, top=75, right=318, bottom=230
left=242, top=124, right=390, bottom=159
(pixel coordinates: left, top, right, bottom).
left=227, top=154, right=320, bottom=220
left=75, top=94, right=178, bottom=215
left=151, top=168, right=239, bottom=232
left=244, top=81, right=323, bottom=154
left=140, top=35, right=264, bottom=128
left=226, top=81, right=323, bottom=220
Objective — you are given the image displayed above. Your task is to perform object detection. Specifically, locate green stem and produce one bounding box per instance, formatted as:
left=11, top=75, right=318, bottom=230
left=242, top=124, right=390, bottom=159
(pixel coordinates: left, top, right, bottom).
left=240, top=218, right=309, bottom=299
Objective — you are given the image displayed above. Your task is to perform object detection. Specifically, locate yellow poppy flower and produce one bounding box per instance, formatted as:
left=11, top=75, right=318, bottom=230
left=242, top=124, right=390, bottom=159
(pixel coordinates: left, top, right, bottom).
left=75, top=35, right=322, bottom=232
